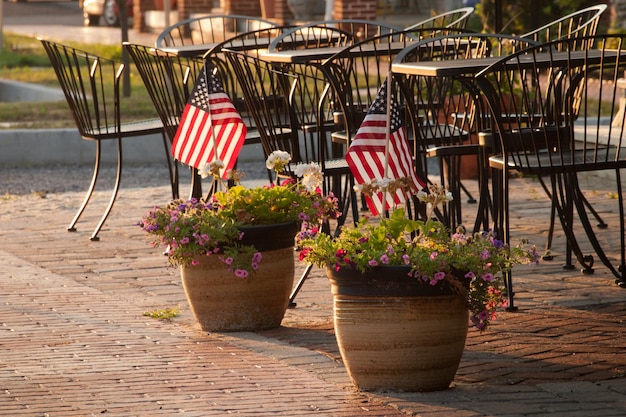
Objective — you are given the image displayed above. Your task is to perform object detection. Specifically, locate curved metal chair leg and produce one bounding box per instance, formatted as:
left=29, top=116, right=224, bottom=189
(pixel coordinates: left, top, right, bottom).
left=189, top=168, right=203, bottom=200
left=68, top=140, right=102, bottom=233
left=161, top=131, right=179, bottom=200
left=289, top=263, right=314, bottom=308
left=89, top=139, right=123, bottom=241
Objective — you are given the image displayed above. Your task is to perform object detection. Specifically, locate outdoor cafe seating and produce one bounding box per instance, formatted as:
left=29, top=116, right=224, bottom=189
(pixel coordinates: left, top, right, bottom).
left=155, top=14, right=279, bottom=48
left=127, top=6, right=626, bottom=308
left=39, top=38, right=172, bottom=241
left=474, top=34, right=626, bottom=301
left=393, top=33, right=538, bottom=232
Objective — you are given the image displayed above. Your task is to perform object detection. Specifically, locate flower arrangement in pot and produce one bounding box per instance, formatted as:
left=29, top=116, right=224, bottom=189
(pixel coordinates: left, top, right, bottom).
left=138, top=151, right=339, bottom=332
left=297, top=181, right=539, bottom=391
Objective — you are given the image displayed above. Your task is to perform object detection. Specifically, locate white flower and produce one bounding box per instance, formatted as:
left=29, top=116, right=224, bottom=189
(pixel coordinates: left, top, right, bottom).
left=294, top=162, right=322, bottom=191
left=416, top=190, right=428, bottom=202
left=377, top=177, right=391, bottom=191
left=266, top=150, right=292, bottom=171
left=198, top=159, right=224, bottom=179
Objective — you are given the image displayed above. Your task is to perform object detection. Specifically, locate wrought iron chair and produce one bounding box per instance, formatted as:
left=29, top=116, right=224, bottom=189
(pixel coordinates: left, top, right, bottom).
left=287, top=19, right=404, bottom=42
left=202, top=26, right=300, bottom=187
left=123, top=42, right=205, bottom=198
left=223, top=50, right=355, bottom=218
left=475, top=34, right=626, bottom=308
left=264, top=24, right=360, bottom=179
left=394, top=33, right=537, bottom=230
left=155, top=14, right=278, bottom=48
left=320, top=29, right=472, bottom=221
left=517, top=3, right=609, bottom=259
left=520, top=4, right=607, bottom=45
left=223, top=49, right=359, bottom=304
left=404, top=6, right=475, bottom=31
left=40, top=38, right=171, bottom=241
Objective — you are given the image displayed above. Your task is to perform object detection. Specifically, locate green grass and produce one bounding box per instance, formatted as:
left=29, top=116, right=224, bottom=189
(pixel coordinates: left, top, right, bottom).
left=0, top=33, right=159, bottom=129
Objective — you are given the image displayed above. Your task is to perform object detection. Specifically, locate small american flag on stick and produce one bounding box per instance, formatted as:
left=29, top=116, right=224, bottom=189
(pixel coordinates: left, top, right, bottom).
left=172, top=65, right=246, bottom=179
left=346, top=79, right=425, bottom=215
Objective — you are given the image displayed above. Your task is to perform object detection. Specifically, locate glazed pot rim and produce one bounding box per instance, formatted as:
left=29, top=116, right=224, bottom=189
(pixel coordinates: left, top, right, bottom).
left=326, top=265, right=464, bottom=297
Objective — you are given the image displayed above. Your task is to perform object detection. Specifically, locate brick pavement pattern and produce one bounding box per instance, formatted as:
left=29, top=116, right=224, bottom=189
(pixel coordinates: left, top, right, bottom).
left=1, top=167, right=626, bottom=416
left=4, top=4, right=626, bottom=415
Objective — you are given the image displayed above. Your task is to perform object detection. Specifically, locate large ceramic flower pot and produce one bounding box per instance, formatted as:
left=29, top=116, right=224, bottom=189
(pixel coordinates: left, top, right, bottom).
left=327, top=266, right=469, bottom=392
left=180, top=222, right=298, bottom=332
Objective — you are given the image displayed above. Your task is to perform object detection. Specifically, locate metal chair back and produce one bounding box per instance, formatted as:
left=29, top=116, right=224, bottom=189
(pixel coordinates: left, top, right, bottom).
left=475, top=34, right=626, bottom=296
left=223, top=49, right=357, bottom=231
left=156, top=14, right=279, bottom=48
left=520, top=4, right=607, bottom=48
left=404, top=6, right=475, bottom=31
left=39, top=38, right=169, bottom=240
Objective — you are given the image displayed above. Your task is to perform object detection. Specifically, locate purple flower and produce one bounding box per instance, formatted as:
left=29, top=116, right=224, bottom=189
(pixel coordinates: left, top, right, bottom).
left=380, top=254, right=389, bottom=264
left=402, top=254, right=410, bottom=265
left=430, top=251, right=438, bottom=260
left=481, top=273, right=494, bottom=282
left=368, top=259, right=378, bottom=267
left=234, top=269, right=249, bottom=279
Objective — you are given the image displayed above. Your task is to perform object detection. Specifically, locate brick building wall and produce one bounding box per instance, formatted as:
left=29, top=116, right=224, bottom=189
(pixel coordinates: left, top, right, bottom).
left=333, top=0, right=377, bottom=20
left=224, top=0, right=262, bottom=16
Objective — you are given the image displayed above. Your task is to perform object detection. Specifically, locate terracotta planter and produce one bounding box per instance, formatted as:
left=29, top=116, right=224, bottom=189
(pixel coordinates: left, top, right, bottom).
left=327, top=266, right=469, bottom=392
left=180, top=222, right=298, bottom=332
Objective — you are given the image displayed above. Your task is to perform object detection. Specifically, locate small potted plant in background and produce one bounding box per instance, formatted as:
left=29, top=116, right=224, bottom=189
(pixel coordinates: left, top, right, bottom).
left=297, top=181, right=539, bottom=392
left=138, top=150, right=339, bottom=332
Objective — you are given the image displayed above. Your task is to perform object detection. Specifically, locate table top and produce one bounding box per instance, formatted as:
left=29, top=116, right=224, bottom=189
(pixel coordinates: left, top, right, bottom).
left=261, top=41, right=415, bottom=64
left=158, top=37, right=275, bottom=58
left=159, top=29, right=346, bottom=59
left=392, top=49, right=626, bottom=78
left=260, top=46, right=347, bottom=64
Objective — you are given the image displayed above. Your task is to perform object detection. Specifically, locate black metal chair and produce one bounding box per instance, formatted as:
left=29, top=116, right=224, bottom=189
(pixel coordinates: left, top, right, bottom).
left=264, top=24, right=361, bottom=183
left=520, top=4, right=607, bottom=45
left=123, top=42, right=204, bottom=199
left=320, top=29, right=469, bottom=220
left=475, top=34, right=626, bottom=308
left=223, top=49, right=360, bottom=304
left=39, top=38, right=171, bottom=241
left=404, top=6, right=475, bottom=31
left=283, top=19, right=404, bottom=42
left=201, top=26, right=301, bottom=188
left=155, top=14, right=279, bottom=48
left=394, top=33, right=538, bottom=231
left=222, top=50, right=354, bottom=207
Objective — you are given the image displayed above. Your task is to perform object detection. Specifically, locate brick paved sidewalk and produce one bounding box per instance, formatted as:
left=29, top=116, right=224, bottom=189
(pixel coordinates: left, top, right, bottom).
left=0, top=168, right=625, bottom=416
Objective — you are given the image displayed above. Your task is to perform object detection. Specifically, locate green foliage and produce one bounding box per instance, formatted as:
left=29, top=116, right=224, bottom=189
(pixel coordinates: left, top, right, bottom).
left=139, top=155, right=341, bottom=277
left=143, top=307, right=180, bottom=320
left=0, top=32, right=156, bottom=128
left=475, top=0, right=608, bottom=35
left=298, top=207, right=539, bottom=331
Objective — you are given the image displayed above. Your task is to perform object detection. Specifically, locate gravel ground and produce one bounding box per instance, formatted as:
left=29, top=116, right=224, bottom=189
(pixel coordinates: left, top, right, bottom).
left=0, top=160, right=270, bottom=196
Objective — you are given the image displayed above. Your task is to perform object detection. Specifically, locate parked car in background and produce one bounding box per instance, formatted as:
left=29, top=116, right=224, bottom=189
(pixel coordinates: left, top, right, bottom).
left=82, top=0, right=133, bottom=27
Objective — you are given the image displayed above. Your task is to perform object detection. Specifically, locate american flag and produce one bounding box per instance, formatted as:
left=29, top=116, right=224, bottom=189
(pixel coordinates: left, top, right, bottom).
left=171, top=65, right=246, bottom=179
left=345, top=80, right=425, bottom=215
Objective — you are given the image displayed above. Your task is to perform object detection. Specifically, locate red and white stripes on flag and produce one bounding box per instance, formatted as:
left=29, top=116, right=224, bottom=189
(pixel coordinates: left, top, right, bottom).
left=345, top=80, right=425, bottom=215
left=172, top=65, right=246, bottom=179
